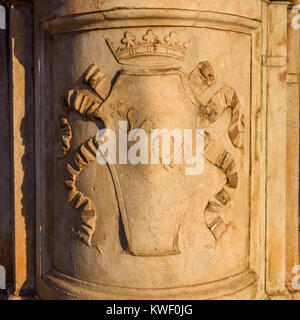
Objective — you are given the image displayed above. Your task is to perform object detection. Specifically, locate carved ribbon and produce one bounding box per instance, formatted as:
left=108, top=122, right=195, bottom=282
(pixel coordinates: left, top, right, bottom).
left=202, top=88, right=243, bottom=240
left=62, top=64, right=111, bottom=247
left=189, top=61, right=217, bottom=99
left=64, top=138, right=99, bottom=247
left=85, top=63, right=111, bottom=101
left=64, top=90, right=102, bottom=246
left=189, top=61, right=243, bottom=241
left=67, top=89, right=103, bottom=121
left=201, top=87, right=244, bottom=150
left=58, top=117, right=72, bottom=158
left=204, top=133, right=238, bottom=241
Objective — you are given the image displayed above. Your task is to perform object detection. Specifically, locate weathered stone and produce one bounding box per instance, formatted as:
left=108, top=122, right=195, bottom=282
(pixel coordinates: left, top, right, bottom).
left=0, top=0, right=298, bottom=300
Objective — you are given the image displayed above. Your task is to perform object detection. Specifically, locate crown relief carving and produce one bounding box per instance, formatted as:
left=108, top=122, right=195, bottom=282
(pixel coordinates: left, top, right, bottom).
left=106, top=29, right=190, bottom=64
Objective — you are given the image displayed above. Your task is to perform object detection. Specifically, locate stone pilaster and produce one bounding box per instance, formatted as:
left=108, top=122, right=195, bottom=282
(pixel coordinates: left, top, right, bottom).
left=6, top=0, right=35, bottom=298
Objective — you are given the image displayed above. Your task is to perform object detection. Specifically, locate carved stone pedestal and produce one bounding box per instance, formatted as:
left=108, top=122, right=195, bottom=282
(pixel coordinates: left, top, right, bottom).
left=2, top=0, right=299, bottom=300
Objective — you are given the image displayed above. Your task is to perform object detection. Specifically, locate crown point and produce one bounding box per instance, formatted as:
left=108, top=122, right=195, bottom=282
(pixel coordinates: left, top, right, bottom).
left=121, top=31, right=137, bottom=48
left=142, top=29, right=159, bottom=44
left=164, top=31, right=180, bottom=46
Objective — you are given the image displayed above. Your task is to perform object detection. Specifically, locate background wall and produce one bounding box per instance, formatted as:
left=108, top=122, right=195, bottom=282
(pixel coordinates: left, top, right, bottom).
left=0, top=4, right=12, bottom=294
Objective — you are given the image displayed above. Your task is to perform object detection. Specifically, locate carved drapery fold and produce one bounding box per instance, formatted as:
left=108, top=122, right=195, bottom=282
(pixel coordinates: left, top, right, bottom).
left=64, top=137, right=99, bottom=248
left=58, top=117, right=72, bottom=158
left=204, top=133, right=238, bottom=240
left=188, top=61, right=243, bottom=242
left=203, top=87, right=245, bottom=150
